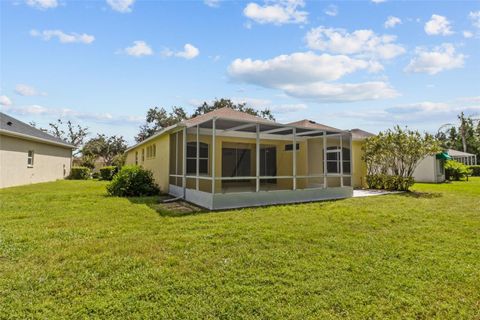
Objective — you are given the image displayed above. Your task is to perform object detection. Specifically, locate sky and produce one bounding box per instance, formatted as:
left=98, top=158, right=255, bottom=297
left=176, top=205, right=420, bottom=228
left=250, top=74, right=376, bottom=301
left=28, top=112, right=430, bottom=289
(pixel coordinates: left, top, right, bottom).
left=1, top=0, right=479, bottom=144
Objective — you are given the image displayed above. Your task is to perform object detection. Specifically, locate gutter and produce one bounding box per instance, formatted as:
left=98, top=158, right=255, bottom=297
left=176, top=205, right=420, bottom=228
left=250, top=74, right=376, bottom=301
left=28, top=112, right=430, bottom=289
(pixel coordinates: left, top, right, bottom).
left=0, top=129, right=75, bottom=149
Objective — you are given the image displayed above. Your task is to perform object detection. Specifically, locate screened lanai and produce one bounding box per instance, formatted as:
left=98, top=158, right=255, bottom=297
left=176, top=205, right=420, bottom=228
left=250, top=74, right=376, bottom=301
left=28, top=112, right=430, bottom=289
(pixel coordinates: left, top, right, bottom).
left=168, top=116, right=353, bottom=210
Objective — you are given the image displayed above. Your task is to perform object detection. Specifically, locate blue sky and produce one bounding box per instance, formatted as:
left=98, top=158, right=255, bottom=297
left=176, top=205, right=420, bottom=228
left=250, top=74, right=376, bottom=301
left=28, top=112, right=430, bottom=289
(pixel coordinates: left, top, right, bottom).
left=1, top=0, right=479, bottom=144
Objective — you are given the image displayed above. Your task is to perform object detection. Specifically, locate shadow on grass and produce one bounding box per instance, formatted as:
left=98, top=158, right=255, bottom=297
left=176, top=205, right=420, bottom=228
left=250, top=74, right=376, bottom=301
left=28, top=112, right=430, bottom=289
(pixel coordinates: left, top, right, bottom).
left=126, top=195, right=207, bottom=218
left=399, top=191, right=443, bottom=199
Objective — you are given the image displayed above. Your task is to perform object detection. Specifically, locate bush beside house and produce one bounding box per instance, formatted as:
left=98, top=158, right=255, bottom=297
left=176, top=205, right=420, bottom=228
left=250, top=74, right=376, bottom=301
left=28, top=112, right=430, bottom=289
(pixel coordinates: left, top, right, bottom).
left=99, top=166, right=118, bottom=181
left=468, top=165, right=480, bottom=176
left=106, top=165, right=159, bottom=197
left=445, top=160, right=472, bottom=181
left=68, top=167, right=90, bottom=180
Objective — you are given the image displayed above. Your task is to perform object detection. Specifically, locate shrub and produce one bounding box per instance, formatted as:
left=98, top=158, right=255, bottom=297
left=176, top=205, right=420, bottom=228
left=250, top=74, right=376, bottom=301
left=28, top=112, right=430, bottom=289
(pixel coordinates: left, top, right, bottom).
left=91, top=172, right=100, bottom=179
left=106, top=165, right=159, bottom=197
left=99, top=166, right=118, bottom=181
left=468, top=165, right=480, bottom=176
left=366, top=174, right=414, bottom=191
left=68, top=167, right=90, bottom=180
left=445, top=160, right=472, bottom=181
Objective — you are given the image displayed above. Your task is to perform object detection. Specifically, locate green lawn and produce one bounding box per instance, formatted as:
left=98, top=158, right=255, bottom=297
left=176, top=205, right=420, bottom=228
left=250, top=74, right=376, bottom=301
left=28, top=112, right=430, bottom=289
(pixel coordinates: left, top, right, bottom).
left=1, top=179, right=479, bottom=319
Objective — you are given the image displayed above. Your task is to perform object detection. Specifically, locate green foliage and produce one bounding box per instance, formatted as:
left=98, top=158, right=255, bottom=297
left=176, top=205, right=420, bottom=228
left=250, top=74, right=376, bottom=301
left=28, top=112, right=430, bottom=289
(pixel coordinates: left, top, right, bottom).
left=82, top=134, right=127, bottom=166
left=99, top=166, right=118, bottom=181
left=79, top=154, right=96, bottom=169
left=106, top=165, right=159, bottom=197
left=365, top=174, right=414, bottom=191
left=135, top=99, right=276, bottom=142
left=1, top=179, right=479, bottom=318
left=436, top=112, right=480, bottom=160
left=468, top=165, right=480, bottom=176
left=445, top=160, right=472, bottom=181
left=363, top=126, right=440, bottom=190
left=111, top=153, right=126, bottom=168
left=68, top=166, right=90, bottom=180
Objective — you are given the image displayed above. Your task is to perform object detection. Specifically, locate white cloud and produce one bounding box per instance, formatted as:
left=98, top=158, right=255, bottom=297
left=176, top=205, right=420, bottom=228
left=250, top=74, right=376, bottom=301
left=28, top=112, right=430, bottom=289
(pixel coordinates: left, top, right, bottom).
left=469, top=11, right=480, bottom=29
left=106, top=0, right=135, bottom=13
left=243, top=0, right=308, bottom=25
left=204, top=0, right=220, bottom=8
left=30, top=29, right=95, bottom=44
left=405, top=43, right=465, bottom=75
left=269, top=103, right=308, bottom=113
left=228, top=51, right=398, bottom=103
left=175, top=44, right=200, bottom=59
left=229, top=52, right=373, bottom=85
left=162, top=44, right=199, bottom=59
left=15, top=84, right=47, bottom=97
left=384, top=16, right=401, bottom=28
left=324, top=4, right=338, bottom=17
left=305, top=26, right=405, bottom=60
left=0, top=95, right=12, bottom=106
left=280, top=81, right=398, bottom=102
left=25, top=0, right=58, bottom=9
left=121, top=41, right=153, bottom=57
left=463, top=30, right=474, bottom=38
left=2, top=104, right=143, bottom=125
left=424, top=14, right=453, bottom=36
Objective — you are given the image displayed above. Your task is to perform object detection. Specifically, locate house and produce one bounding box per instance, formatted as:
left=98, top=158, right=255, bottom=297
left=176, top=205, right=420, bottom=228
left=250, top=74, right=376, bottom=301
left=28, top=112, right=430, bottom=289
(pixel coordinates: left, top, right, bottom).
left=413, top=152, right=451, bottom=183
left=447, top=149, right=477, bottom=166
left=125, top=108, right=369, bottom=210
left=0, top=112, right=74, bottom=188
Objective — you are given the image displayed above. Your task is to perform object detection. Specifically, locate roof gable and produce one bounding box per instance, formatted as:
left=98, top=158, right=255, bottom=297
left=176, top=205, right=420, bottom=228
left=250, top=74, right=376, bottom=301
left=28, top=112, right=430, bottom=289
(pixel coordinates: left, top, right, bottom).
left=0, top=112, right=73, bottom=148
left=183, top=107, right=275, bottom=127
left=286, top=119, right=341, bottom=133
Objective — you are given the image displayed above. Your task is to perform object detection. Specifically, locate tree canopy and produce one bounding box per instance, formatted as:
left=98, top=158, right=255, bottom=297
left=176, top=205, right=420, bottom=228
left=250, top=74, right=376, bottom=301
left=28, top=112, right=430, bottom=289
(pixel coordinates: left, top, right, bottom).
left=135, top=99, right=275, bottom=142
left=82, top=134, right=128, bottom=166
left=436, top=112, right=480, bottom=159
left=33, top=119, right=89, bottom=155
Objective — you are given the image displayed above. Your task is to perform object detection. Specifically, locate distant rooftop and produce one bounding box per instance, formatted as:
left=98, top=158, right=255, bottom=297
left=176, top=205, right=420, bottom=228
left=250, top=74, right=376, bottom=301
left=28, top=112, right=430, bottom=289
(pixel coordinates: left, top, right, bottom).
left=0, top=112, right=74, bottom=148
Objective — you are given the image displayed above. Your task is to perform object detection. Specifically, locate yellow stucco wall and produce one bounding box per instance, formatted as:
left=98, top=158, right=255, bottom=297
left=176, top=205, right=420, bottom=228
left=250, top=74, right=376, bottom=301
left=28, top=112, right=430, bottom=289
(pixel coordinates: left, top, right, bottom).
left=125, top=133, right=170, bottom=193
left=125, top=131, right=368, bottom=193
left=352, top=140, right=367, bottom=188
left=0, top=134, right=72, bottom=188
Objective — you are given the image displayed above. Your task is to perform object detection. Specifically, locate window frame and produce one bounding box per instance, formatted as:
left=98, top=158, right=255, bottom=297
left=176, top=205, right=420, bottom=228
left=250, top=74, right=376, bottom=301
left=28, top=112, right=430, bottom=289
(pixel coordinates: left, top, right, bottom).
left=186, top=142, right=209, bottom=175
left=27, top=150, right=34, bottom=167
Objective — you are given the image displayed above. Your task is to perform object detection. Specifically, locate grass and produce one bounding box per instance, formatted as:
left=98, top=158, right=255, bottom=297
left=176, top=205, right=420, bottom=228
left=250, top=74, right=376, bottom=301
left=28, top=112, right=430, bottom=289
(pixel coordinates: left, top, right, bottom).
left=0, top=179, right=479, bottom=319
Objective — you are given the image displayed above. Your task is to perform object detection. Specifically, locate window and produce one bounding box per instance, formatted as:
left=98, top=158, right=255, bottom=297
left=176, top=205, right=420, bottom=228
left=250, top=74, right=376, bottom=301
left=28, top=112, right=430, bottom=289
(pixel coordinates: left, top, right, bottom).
left=135, top=151, right=138, bottom=165
left=27, top=150, right=34, bottom=167
left=146, top=144, right=156, bottom=159
left=285, top=143, right=300, bottom=151
left=326, top=147, right=351, bottom=174
left=141, top=149, right=145, bottom=162
left=186, top=142, right=209, bottom=175
left=222, top=148, right=251, bottom=178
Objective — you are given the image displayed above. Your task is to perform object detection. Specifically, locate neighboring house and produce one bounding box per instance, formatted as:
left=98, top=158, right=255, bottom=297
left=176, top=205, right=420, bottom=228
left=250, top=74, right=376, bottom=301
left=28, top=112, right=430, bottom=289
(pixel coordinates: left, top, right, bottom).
left=447, top=149, right=477, bottom=165
left=125, top=108, right=367, bottom=210
left=0, top=112, right=74, bottom=188
left=73, top=156, right=107, bottom=172
left=413, top=152, right=451, bottom=183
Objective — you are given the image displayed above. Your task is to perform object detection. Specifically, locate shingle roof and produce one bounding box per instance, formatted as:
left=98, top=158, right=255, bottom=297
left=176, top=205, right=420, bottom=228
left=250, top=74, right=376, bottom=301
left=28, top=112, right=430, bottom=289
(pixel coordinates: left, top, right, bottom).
left=0, top=112, right=74, bottom=148
left=447, top=149, right=476, bottom=157
left=183, top=107, right=275, bottom=127
left=350, top=128, right=375, bottom=140
left=286, top=119, right=342, bottom=133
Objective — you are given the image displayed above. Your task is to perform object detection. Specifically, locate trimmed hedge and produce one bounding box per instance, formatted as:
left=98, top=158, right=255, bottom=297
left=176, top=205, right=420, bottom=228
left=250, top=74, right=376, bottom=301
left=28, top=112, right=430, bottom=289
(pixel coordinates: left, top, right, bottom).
left=68, top=167, right=90, bottom=180
left=366, top=174, right=414, bottom=191
left=99, top=166, right=118, bottom=181
left=468, top=165, right=480, bottom=176
left=106, top=165, right=159, bottom=197
left=445, top=160, right=472, bottom=181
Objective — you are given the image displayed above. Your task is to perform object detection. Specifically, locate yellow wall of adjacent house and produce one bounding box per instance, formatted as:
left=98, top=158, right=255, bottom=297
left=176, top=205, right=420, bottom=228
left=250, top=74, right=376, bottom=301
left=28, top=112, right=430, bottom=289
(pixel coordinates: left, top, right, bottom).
left=125, top=131, right=369, bottom=193
left=0, top=134, right=72, bottom=189
left=352, top=140, right=367, bottom=188
left=125, top=134, right=170, bottom=193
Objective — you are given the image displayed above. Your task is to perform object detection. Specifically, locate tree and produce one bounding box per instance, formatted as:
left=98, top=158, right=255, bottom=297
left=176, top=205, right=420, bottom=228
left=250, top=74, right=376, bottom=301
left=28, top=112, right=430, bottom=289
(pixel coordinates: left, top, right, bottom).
left=363, top=126, right=440, bottom=186
left=436, top=112, right=480, bottom=159
left=82, top=134, right=128, bottom=166
left=191, top=98, right=275, bottom=121
left=135, top=99, right=276, bottom=142
left=135, top=106, right=188, bottom=142
left=39, top=119, right=89, bottom=155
